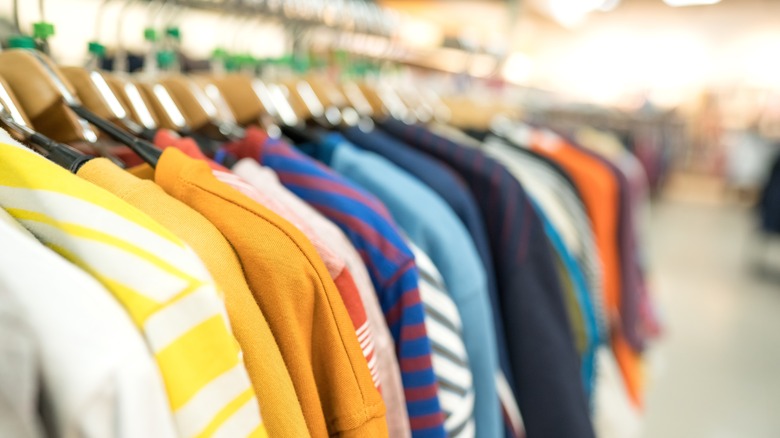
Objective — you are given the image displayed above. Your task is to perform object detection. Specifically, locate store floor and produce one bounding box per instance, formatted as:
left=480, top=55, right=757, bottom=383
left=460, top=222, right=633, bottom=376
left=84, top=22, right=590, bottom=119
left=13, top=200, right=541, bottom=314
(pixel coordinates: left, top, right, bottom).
left=642, top=184, right=780, bottom=437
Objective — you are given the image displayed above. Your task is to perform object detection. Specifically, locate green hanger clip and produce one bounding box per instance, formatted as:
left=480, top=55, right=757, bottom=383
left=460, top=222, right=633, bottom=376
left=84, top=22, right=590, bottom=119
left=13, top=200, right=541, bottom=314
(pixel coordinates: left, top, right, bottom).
left=157, top=50, right=176, bottom=68
left=274, top=55, right=294, bottom=68
left=291, top=53, right=311, bottom=74
left=225, top=54, right=242, bottom=72
left=88, top=41, right=106, bottom=57
left=7, top=35, right=37, bottom=49
left=334, top=49, right=349, bottom=66
left=165, top=27, right=181, bottom=41
left=347, top=62, right=364, bottom=79
left=33, top=22, right=55, bottom=40
left=211, top=47, right=228, bottom=60
left=240, top=54, right=255, bottom=66
left=311, top=55, right=328, bottom=70
left=144, top=28, right=158, bottom=42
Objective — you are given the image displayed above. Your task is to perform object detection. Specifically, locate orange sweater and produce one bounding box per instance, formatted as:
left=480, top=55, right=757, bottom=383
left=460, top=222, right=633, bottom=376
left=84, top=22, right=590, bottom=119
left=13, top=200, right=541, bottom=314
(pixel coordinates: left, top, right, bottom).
left=154, top=148, right=387, bottom=437
left=78, top=158, right=309, bottom=437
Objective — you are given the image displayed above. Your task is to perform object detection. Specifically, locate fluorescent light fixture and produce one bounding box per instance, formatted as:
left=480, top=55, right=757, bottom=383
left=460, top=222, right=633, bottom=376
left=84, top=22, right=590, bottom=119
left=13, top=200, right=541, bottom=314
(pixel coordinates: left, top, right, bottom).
left=547, top=0, right=608, bottom=27
left=663, top=0, right=721, bottom=6
left=598, top=0, right=621, bottom=11
left=502, top=52, right=534, bottom=84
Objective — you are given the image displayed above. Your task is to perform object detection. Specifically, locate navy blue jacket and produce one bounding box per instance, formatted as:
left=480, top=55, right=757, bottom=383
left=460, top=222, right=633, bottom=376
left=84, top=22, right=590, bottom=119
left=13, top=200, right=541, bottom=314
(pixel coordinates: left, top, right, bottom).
left=379, top=118, right=594, bottom=438
left=341, top=126, right=516, bottom=388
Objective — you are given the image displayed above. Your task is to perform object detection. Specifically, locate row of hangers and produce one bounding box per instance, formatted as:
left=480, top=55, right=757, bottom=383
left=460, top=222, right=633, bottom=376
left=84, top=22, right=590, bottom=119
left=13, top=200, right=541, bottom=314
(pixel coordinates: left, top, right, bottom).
left=0, top=0, right=459, bottom=172
left=0, top=0, right=524, bottom=171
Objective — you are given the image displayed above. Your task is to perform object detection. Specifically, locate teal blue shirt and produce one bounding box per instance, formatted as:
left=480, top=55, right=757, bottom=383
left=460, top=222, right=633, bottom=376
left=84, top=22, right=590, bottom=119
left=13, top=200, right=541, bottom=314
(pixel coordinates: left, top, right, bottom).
left=534, top=201, right=598, bottom=399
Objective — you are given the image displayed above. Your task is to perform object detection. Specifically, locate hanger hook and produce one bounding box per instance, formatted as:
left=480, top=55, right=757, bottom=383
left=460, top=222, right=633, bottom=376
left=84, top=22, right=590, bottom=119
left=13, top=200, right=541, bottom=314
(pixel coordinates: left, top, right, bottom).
left=156, top=0, right=181, bottom=32
left=162, top=1, right=184, bottom=32
left=38, top=0, right=45, bottom=24
left=229, top=15, right=252, bottom=56
left=12, top=0, right=21, bottom=34
left=115, top=0, right=139, bottom=73
left=94, top=0, right=114, bottom=43
left=146, top=0, right=171, bottom=31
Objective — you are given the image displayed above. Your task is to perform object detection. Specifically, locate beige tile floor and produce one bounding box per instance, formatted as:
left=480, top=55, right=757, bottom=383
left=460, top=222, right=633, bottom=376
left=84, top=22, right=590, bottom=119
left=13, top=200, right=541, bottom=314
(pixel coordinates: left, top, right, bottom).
left=642, top=194, right=780, bottom=437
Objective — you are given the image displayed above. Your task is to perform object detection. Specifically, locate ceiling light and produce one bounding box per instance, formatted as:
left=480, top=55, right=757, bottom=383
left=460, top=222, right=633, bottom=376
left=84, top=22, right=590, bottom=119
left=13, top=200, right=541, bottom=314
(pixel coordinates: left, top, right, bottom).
left=502, top=52, right=533, bottom=85
left=663, top=0, right=721, bottom=7
left=547, top=0, right=608, bottom=27
left=598, top=0, right=621, bottom=11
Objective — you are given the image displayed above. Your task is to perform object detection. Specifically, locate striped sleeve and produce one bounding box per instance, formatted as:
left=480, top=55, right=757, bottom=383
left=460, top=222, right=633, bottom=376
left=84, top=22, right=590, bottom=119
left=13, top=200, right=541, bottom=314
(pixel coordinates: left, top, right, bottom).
left=0, top=139, right=266, bottom=438
left=408, top=242, right=476, bottom=438
left=249, top=141, right=446, bottom=438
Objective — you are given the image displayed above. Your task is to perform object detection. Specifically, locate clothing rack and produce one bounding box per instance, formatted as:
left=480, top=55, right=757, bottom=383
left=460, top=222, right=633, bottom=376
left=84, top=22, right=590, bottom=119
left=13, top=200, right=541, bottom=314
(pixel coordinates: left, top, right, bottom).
left=0, top=3, right=661, bottom=438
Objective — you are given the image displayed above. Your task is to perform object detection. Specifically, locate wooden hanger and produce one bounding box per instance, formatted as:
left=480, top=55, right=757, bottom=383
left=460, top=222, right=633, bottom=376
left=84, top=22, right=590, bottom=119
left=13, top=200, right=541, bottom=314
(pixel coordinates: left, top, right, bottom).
left=340, top=81, right=374, bottom=118
left=158, top=75, right=218, bottom=132
left=102, top=72, right=161, bottom=131
left=210, top=74, right=266, bottom=126
left=133, top=78, right=189, bottom=132
left=281, top=78, right=319, bottom=122
left=0, top=70, right=93, bottom=171
left=305, top=75, right=352, bottom=126
left=442, top=94, right=520, bottom=131
left=61, top=67, right=126, bottom=123
left=0, top=50, right=161, bottom=165
left=61, top=66, right=153, bottom=138
left=190, top=76, right=239, bottom=124
left=159, top=75, right=246, bottom=140
left=0, top=76, right=34, bottom=142
left=0, top=50, right=98, bottom=144
left=211, top=73, right=301, bottom=128
left=356, top=81, right=385, bottom=116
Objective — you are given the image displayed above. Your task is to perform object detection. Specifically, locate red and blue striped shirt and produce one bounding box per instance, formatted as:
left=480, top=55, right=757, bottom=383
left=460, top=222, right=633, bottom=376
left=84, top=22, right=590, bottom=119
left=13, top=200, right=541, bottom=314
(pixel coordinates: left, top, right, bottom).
left=222, top=129, right=446, bottom=438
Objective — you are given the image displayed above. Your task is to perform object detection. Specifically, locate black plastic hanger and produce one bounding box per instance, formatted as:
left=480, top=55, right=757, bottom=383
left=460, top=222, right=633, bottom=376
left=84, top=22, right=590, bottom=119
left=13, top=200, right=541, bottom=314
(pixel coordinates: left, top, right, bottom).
left=280, top=124, right=323, bottom=146
left=16, top=50, right=163, bottom=167
left=68, top=104, right=161, bottom=167
left=1, top=108, right=93, bottom=173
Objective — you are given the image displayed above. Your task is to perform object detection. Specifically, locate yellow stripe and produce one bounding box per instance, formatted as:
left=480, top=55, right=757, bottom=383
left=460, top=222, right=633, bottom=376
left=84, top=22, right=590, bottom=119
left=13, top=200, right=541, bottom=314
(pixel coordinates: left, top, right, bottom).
left=0, top=144, right=183, bottom=247
left=49, top=243, right=209, bottom=328
left=46, top=244, right=209, bottom=326
left=47, top=244, right=161, bottom=324
left=9, top=208, right=202, bottom=285
left=195, top=389, right=257, bottom=438
left=156, top=315, right=241, bottom=409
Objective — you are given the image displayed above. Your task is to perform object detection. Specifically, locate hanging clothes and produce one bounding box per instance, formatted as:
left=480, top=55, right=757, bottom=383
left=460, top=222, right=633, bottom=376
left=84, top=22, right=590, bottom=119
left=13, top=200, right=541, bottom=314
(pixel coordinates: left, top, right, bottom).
left=759, top=153, right=780, bottom=234
left=476, top=136, right=605, bottom=395
left=0, top=134, right=266, bottom=438
left=478, top=136, right=605, bottom=334
left=219, top=134, right=447, bottom=438
left=75, top=157, right=309, bottom=437
left=144, top=147, right=389, bottom=437
left=229, top=157, right=412, bottom=437
left=310, top=132, right=500, bottom=438
left=0, top=207, right=177, bottom=438
left=339, top=126, right=510, bottom=397
left=519, top=127, right=645, bottom=407
left=378, top=118, right=594, bottom=438
left=152, top=131, right=382, bottom=392
left=409, top=241, right=477, bottom=438
left=0, top=29, right=664, bottom=437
